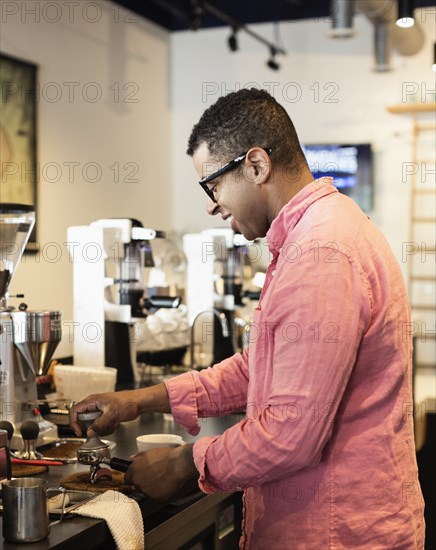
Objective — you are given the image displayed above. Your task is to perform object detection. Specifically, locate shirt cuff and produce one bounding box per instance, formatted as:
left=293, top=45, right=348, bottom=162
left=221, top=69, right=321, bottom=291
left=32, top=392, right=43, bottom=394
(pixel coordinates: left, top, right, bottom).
left=193, top=436, right=221, bottom=494
left=164, top=372, right=200, bottom=436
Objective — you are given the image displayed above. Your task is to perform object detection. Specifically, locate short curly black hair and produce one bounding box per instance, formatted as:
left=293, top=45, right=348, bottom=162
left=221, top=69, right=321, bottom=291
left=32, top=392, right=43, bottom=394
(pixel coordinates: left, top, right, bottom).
left=186, top=88, right=306, bottom=171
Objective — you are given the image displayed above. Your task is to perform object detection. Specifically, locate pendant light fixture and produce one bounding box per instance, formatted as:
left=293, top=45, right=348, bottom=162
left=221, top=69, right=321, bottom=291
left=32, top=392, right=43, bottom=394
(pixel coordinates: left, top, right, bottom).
left=396, top=0, right=415, bottom=28
left=266, top=47, right=280, bottom=71
left=329, top=0, right=355, bottom=39
left=228, top=26, right=239, bottom=52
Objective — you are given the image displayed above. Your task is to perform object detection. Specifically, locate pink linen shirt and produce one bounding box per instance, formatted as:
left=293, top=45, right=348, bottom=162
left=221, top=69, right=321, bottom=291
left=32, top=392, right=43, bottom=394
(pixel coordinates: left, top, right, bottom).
left=165, top=178, right=425, bottom=549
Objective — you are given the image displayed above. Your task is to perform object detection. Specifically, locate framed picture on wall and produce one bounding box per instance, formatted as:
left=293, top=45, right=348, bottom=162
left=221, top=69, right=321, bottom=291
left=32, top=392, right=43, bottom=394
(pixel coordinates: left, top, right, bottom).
left=0, top=53, right=38, bottom=250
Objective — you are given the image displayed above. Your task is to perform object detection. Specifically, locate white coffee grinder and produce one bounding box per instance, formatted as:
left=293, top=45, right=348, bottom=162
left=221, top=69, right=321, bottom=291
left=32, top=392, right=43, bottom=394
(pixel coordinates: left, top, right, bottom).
left=0, top=204, right=61, bottom=449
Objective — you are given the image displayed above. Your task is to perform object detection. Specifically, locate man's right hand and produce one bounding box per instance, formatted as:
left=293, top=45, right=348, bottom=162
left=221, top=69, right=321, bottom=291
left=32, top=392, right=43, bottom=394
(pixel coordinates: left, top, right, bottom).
left=69, top=384, right=171, bottom=437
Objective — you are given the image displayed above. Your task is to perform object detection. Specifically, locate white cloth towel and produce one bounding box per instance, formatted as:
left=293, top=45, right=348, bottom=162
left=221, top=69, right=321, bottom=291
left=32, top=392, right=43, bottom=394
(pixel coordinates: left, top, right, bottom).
left=72, top=490, right=144, bottom=550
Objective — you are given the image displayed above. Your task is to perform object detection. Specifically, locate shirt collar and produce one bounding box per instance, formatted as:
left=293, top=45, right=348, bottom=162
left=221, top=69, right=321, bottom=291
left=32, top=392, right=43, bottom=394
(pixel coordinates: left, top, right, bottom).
left=266, top=177, right=337, bottom=255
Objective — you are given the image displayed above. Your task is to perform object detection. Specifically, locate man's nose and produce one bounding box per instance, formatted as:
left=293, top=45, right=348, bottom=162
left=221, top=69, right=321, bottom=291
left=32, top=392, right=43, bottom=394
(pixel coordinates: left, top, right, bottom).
left=207, top=197, right=219, bottom=216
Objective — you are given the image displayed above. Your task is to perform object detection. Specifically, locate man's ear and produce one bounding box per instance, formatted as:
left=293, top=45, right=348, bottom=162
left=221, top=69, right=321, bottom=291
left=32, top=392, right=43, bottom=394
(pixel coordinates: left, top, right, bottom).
left=245, top=147, right=272, bottom=184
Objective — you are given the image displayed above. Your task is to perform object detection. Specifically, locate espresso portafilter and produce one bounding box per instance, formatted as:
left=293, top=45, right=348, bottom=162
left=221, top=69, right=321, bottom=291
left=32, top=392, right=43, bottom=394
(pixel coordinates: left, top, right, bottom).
left=76, top=411, right=131, bottom=483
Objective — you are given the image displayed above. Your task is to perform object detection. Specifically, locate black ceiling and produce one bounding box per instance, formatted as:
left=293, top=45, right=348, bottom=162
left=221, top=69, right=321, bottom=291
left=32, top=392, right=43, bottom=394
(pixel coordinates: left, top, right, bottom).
left=112, top=0, right=435, bottom=32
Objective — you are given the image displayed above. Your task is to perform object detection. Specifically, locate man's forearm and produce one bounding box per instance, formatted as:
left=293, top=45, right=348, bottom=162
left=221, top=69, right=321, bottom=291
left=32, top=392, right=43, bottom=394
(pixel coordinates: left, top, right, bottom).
left=135, top=382, right=172, bottom=415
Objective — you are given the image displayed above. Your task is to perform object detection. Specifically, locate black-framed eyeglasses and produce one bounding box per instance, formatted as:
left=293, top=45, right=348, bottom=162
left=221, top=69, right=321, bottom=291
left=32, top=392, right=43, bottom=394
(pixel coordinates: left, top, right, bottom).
left=198, top=147, right=272, bottom=202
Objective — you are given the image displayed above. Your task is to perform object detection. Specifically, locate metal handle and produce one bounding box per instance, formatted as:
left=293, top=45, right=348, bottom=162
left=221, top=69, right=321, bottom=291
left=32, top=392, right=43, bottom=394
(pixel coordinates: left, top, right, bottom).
left=77, top=410, right=103, bottom=423
left=47, top=487, right=67, bottom=526
left=12, top=458, right=64, bottom=467
left=77, top=410, right=103, bottom=432
left=144, top=296, right=181, bottom=309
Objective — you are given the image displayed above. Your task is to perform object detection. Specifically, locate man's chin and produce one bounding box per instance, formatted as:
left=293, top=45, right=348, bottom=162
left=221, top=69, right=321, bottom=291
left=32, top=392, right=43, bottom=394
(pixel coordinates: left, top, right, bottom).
left=232, top=219, right=248, bottom=239
left=231, top=219, right=263, bottom=241
left=230, top=217, right=239, bottom=233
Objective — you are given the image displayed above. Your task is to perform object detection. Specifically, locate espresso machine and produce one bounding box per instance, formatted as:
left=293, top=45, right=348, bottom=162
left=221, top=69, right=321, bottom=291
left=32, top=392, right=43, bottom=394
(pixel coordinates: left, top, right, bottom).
left=0, top=204, right=62, bottom=449
left=183, top=228, right=262, bottom=365
left=67, top=218, right=182, bottom=384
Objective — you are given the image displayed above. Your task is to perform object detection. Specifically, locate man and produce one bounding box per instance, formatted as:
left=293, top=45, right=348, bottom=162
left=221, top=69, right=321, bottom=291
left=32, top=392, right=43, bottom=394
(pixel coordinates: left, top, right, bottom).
left=71, top=89, right=424, bottom=549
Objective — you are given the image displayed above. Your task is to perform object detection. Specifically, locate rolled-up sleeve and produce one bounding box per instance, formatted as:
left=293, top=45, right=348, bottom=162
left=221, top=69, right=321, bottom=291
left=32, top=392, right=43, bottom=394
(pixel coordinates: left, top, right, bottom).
left=189, top=246, right=371, bottom=493
left=164, top=349, right=250, bottom=436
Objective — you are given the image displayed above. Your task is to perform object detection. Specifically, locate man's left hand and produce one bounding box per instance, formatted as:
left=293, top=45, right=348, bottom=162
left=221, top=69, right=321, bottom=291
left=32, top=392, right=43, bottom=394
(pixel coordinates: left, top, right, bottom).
left=124, top=444, right=198, bottom=500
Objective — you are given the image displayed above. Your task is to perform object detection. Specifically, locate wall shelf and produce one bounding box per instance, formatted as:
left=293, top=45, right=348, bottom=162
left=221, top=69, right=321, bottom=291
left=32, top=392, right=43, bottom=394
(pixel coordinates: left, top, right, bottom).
left=386, top=102, right=436, bottom=114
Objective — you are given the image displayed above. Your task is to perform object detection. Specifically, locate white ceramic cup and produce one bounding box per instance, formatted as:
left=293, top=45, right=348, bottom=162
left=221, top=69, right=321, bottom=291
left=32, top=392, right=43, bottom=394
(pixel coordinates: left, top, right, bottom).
left=136, top=434, right=185, bottom=453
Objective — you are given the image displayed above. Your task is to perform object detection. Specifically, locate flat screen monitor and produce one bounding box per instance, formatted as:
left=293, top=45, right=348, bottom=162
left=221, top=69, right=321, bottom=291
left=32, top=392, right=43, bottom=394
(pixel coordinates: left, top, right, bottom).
left=302, top=143, right=373, bottom=212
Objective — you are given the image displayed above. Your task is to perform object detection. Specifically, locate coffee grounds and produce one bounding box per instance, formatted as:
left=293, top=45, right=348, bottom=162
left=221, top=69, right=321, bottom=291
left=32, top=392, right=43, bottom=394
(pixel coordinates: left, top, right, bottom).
left=60, top=470, right=135, bottom=494
left=42, top=440, right=83, bottom=459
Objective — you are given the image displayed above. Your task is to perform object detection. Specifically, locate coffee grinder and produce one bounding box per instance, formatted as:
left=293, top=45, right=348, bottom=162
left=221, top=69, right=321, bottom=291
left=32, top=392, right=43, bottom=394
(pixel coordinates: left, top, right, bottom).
left=0, top=204, right=62, bottom=449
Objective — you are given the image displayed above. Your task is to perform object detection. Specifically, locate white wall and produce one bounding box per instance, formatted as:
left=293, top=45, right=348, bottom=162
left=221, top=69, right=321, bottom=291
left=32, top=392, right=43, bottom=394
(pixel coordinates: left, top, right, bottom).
left=1, top=1, right=172, bottom=355
left=1, top=4, right=434, bottom=363
left=170, top=10, right=435, bottom=267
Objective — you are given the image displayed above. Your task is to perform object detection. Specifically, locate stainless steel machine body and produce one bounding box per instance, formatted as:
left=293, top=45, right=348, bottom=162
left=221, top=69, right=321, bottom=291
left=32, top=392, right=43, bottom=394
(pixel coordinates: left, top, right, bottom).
left=0, top=204, right=62, bottom=449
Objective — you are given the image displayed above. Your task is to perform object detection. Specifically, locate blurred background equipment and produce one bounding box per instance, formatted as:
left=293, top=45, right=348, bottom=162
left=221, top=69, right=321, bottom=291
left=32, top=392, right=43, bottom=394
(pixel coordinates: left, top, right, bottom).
left=183, top=228, right=263, bottom=369
left=52, top=365, right=117, bottom=403
left=67, top=219, right=187, bottom=386
left=0, top=427, right=11, bottom=481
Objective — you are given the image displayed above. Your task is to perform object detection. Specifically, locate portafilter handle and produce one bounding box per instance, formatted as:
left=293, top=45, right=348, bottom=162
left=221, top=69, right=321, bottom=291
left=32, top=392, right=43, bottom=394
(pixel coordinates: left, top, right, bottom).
left=100, top=456, right=132, bottom=472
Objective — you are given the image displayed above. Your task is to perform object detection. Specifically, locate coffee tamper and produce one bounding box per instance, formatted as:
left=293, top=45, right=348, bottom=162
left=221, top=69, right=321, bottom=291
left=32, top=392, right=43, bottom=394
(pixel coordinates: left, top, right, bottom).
left=13, top=420, right=43, bottom=460
left=76, top=411, right=131, bottom=483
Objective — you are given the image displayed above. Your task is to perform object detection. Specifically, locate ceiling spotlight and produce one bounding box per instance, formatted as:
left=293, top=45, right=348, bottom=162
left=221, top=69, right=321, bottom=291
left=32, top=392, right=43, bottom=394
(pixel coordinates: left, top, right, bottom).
left=228, top=27, right=238, bottom=52
left=190, top=0, right=204, bottom=31
left=267, top=47, right=280, bottom=71
left=396, top=0, right=415, bottom=28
